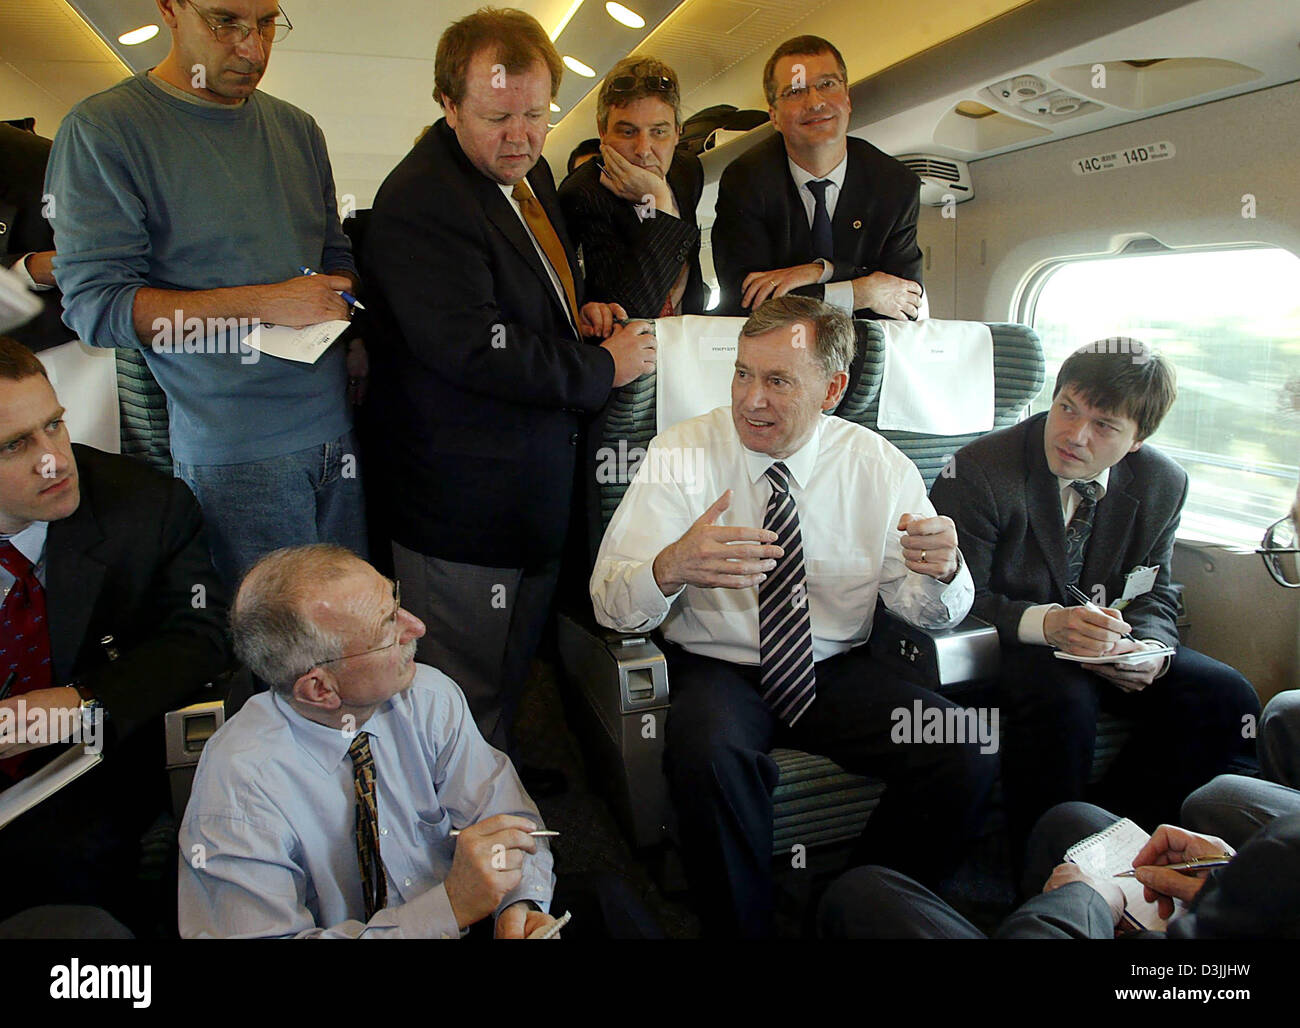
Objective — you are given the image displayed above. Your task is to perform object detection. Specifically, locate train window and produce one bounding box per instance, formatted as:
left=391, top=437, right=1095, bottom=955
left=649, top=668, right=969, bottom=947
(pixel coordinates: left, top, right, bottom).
left=1022, top=246, right=1300, bottom=547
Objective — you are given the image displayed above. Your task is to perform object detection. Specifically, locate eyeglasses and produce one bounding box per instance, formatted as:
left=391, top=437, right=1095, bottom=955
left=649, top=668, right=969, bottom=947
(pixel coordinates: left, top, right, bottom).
left=314, top=580, right=404, bottom=668
left=1257, top=514, right=1300, bottom=588
left=608, top=74, right=676, bottom=95
left=775, top=74, right=846, bottom=104
left=181, top=1, right=293, bottom=46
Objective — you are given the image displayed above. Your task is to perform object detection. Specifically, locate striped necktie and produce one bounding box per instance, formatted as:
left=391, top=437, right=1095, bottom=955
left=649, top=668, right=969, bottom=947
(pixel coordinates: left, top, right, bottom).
left=1065, top=479, right=1100, bottom=588
left=347, top=732, right=387, bottom=920
left=511, top=179, right=581, bottom=329
left=758, top=462, right=817, bottom=726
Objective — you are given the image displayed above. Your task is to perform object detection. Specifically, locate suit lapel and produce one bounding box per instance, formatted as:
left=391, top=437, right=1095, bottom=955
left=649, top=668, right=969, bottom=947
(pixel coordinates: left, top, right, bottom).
left=45, top=481, right=108, bottom=686
left=830, top=147, right=866, bottom=252
left=1024, top=418, right=1070, bottom=598
left=480, top=179, right=575, bottom=331
left=1081, top=458, right=1138, bottom=598
left=779, top=160, right=814, bottom=260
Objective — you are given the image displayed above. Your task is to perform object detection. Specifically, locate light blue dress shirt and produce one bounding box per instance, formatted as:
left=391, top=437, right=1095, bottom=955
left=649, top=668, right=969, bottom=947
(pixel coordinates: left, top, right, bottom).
left=178, top=663, right=553, bottom=938
left=0, top=521, right=48, bottom=597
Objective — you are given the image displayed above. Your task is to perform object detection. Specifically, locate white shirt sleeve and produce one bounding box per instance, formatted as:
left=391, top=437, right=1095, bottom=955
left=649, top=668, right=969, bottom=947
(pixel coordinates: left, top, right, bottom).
left=1018, top=603, right=1063, bottom=645
left=11, top=253, right=54, bottom=292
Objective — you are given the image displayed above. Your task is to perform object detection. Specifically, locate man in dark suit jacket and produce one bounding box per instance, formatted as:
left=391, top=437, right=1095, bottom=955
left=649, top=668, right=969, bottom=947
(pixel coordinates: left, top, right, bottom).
left=930, top=342, right=1259, bottom=845
left=711, top=35, right=923, bottom=320
left=820, top=801, right=1300, bottom=939
left=0, top=337, right=231, bottom=931
left=362, top=9, right=655, bottom=754
left=0, top=121, right=75, bottom=353
left=558, top=57, right=706, bottom=319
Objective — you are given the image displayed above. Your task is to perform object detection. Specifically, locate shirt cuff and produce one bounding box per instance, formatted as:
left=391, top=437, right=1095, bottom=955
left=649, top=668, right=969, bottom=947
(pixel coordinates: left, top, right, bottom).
left=823, top=278, right=855, bottom=312
left=815, top=257, right=833, bottom=284
left=394, top=882, right=462, bottom=940
left=1018, top=603, right=1063, bottom=645
left=1140, top=639, right=1174, bottom=679
left=635, top=558, right=680, bottom=620
left=12, top=254, right=53, bottom=292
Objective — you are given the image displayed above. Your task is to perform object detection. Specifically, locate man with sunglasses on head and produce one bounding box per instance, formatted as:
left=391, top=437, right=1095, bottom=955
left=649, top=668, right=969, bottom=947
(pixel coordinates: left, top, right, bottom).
left=558, top=58, right=707, bottom=319
left=45, top=0, right=367, bottom=590
left=712, top=35, right=924, bottom=320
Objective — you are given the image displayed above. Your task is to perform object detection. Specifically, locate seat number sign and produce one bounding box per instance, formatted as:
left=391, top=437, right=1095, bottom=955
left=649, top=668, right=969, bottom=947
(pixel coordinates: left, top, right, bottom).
left=1072, top=141, right=1175, bottom=176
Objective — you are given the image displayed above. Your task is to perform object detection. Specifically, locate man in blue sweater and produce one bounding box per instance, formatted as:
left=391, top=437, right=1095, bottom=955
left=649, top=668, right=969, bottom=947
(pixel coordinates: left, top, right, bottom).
left=46, top=0, right=366, bottom=587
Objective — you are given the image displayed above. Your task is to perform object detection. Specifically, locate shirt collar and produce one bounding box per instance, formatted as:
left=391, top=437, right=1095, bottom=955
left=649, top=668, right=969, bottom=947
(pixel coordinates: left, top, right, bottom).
left=0, top=521, right=48, bottom=568
left=273, top=690, right=396, bottom=776
left=787, top=152, right=848, bottom=193
left=741, top=415, right=823, bottom=490
left=1057, top=465, right=1110, bottom=502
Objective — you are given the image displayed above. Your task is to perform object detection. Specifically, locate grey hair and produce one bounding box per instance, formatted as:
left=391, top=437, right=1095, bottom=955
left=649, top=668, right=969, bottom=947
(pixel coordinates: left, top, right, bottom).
left=740, top=295, right=856, bottom=379
left=230, top=544, right=360, bottom=695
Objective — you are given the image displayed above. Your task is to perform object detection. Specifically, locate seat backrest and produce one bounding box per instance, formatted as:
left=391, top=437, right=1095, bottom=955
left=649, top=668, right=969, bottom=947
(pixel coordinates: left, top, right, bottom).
left=836, top=321, right=1045, bottom=488
left=594, top=320, right=1044, bottom=536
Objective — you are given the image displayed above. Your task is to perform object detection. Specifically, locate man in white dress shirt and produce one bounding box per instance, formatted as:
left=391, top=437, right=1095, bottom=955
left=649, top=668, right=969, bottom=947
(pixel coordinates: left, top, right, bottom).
left=590, top=296, right=997, bottom=936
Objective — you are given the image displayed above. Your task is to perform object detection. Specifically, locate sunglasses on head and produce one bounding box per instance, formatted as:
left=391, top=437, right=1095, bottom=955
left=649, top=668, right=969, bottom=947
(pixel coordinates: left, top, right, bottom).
left=608, top=74, right=676, bottom=94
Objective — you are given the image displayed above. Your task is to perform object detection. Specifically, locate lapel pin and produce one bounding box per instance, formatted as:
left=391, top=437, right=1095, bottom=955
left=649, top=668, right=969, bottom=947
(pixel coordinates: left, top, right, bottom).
left=852, top=219, right=862, bottom=230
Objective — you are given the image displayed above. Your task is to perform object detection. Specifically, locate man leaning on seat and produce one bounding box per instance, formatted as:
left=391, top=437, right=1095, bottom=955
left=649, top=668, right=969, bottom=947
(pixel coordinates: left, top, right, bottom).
left=590, top=295, right=997, bottom=937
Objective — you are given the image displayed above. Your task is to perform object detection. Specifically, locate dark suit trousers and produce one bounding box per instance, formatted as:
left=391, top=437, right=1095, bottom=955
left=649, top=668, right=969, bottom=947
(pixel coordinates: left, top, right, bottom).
left=997, top=645, right=1260, bottom=849
left=818, top=801, right=1120, bottom=938
left=662, top=642, right=997, bottom=937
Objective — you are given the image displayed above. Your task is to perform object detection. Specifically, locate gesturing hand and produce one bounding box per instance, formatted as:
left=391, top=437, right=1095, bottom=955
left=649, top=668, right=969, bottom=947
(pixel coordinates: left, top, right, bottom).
left=652, top=490, right=783, bottom=595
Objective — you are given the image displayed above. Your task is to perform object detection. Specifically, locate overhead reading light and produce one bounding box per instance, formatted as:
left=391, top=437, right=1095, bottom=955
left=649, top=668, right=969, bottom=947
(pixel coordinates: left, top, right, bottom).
left=563, top=55, right=596, bottom=78
left=550, top=102, right=561, bottom=113
left=550, top=0, right=585, bottom=40
left=605, top=2, right=645, bottom=28
left=955, top=100, right=995, bottom=119
left=118, top=24, right=160, bottom=45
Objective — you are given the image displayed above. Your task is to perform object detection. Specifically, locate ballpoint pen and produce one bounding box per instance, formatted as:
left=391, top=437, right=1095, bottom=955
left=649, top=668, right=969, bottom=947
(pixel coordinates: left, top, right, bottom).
left=1114, top=856, right=1233, bottom=877
left=298, top=266, right=366, bottom=311
left=1065, top=582, right=1137, bottom=643
left=448, top=829, right=560, bottom=837
left=0, top=670, right=15, bottom=702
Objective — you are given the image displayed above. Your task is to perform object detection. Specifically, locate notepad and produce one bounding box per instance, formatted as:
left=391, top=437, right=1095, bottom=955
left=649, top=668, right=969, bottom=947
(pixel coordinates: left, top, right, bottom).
left=1065, top=817, right=1179, bottom=931
left=0, top=745, right=103, bottom=831
left=1053, top=645, right=1177, bottom=665
left=243, top=320, right=351, bottom=364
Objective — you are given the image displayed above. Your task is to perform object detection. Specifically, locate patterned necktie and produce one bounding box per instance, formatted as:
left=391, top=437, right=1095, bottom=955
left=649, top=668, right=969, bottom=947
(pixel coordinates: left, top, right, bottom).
left=0, top=541, right=52, bottom=783
left=511, top=180, right=581, bottom=329
left=758, top=463, right=817, bottom=726
left=347, top=732, right=387, bottom=920
left=806, top=179, right=834, bottom=264
left=1065, top=480, right=1100, bottom=588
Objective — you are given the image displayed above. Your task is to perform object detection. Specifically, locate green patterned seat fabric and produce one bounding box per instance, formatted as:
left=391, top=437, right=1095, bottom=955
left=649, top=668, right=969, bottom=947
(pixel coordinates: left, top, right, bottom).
left=115, top=348, right=172, bottom=476
left=596, top=321, right=1045, bottom=851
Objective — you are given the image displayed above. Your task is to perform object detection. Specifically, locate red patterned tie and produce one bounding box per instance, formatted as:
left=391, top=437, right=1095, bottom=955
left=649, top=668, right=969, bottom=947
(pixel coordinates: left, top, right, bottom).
left=0, top=540, right=53, bottom=782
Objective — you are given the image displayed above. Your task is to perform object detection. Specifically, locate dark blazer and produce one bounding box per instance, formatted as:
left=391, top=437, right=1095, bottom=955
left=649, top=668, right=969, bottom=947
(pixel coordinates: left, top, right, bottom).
left=48, top=444, right=233, bottom=742
left=0, top=444, right=232, bottom=924
left=929, top=412, right=1187, bottom=649
left=711, top=133, right=923, bottom=318
left=557, top=148, right=706, bottom=319
left=362, top=120, right=615, bottom=570
left=0, top=123, right=76, bottom=352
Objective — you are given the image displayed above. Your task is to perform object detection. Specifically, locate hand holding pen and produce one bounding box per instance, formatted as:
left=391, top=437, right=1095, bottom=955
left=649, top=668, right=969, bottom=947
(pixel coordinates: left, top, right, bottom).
left=299, top=266, right=365, bottom=312
left=1043, top=585, right=1132, bottom=657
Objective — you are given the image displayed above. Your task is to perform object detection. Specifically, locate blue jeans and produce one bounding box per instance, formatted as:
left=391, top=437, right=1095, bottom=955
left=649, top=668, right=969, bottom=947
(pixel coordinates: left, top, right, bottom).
left=175, top=431, right=368, bottom=590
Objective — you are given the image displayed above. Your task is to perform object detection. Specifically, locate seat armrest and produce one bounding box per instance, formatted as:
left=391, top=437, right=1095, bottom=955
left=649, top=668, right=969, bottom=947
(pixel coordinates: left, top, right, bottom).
left=871, top=607, right=1000, bottom=692
left=164, top=700, right=226, bottom=817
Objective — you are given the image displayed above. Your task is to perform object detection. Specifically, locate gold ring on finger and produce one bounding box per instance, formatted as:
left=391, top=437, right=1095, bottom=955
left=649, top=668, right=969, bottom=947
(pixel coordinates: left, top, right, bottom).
left=920, top=550, right=926, bottom=562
